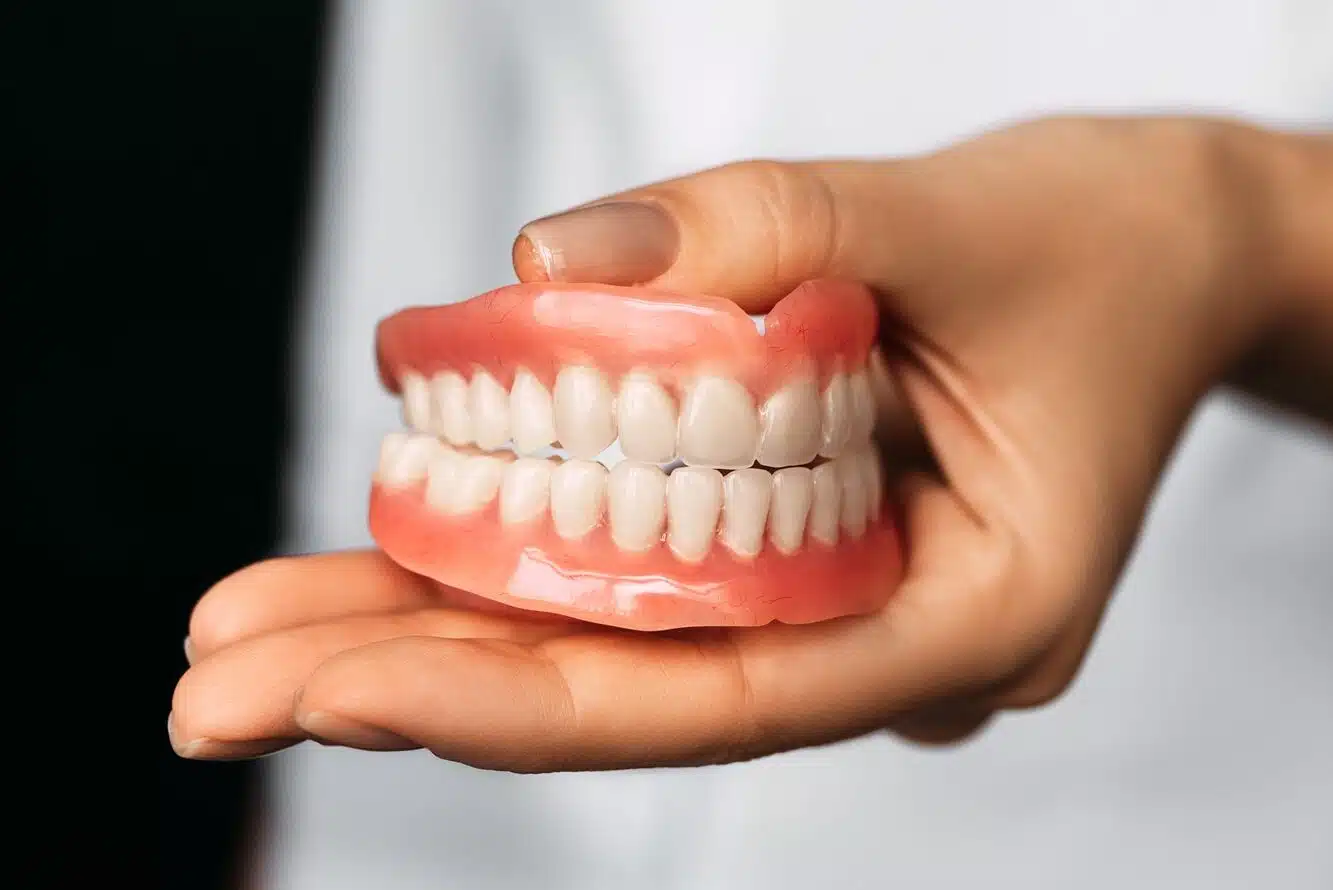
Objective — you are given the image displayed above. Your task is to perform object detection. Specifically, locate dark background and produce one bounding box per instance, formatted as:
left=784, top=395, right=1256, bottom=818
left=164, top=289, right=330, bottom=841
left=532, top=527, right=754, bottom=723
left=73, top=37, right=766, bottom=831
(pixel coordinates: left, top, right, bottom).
left=6, top=4, right=331, bottom=887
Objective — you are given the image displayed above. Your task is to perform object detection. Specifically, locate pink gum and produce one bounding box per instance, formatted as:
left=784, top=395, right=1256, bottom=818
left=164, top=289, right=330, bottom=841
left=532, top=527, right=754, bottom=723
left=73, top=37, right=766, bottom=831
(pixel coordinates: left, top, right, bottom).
left=376, top=279, right=878, bottom=398
left=370, top=483, right=903, bottom=632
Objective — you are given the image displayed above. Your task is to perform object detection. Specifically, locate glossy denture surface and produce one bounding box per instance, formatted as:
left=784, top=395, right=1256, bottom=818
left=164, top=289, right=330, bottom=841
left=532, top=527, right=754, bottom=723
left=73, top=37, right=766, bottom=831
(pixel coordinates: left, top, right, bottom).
left=370, top=280, right=902, bottom=629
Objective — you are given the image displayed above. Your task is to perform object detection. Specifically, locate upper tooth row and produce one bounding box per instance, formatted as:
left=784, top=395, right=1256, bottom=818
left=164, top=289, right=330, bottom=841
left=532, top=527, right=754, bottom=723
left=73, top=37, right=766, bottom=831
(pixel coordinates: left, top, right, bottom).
left=399, top=364, right=877, bottom=469
left=378, top=433, right=884, bottom=561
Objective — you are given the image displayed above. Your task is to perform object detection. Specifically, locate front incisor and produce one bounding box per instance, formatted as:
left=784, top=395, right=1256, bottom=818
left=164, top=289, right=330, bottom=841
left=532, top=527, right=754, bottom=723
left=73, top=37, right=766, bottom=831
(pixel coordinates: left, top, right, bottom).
left=678, top=376, right=759, bottom=470
left=666, top=466, right=724, bottom=563
left=607, top=461, right=669, bottom=552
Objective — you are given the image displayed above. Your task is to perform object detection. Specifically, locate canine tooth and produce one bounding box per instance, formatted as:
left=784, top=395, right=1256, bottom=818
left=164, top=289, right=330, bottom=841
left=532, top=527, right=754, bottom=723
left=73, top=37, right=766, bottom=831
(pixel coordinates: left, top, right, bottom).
left=377, top=432, right=437, bottom=488
left=423, top=449, right=465, bottom=511
left=809, top=462, right=842, bottom=545
left=838, top=455, right=869, bottom=537
left=430, top=372, right=472, bottom=446
left=499, top=457, right=553, bottom=525
left=720, top=468, right=772, bottom=559
left=666, top=466, right=723, bottom=563
left=768, top=466, right=814, bottom=555
left=819, top=372, right=852, bottom=458
left=848, top=370, right=876, bottom=443
left=401, top=372, right=433, bottom=432
left=509, top=369, right=556, bottom=454
left=616, top=373, right=677, bottom=464
left=678, top=376, right=759, bottom=470
left=607, top=461, right=668, bottom=552
left=549, top=459, right=607, bottom=540
left=468, top=370, right=510, bottom=451
left=553, top=366, right=617, bottom=459
left=755, top=378, right=822, bottom=467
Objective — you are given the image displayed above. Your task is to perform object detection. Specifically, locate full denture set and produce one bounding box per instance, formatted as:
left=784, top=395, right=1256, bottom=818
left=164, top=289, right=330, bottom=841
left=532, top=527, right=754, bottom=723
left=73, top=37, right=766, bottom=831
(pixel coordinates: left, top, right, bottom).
left=370, top=280, right=904, bottom=630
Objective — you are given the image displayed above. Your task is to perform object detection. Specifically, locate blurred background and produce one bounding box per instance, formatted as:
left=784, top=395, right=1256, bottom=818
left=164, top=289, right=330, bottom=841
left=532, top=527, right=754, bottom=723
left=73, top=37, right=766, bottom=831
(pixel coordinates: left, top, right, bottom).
left=15, top=1, right=1329, bottom=888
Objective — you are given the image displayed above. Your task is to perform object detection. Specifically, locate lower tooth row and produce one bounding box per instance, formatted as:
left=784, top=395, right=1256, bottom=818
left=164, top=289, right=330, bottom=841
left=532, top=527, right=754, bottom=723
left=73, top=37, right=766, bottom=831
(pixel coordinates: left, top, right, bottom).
left=377, top=433, right=883, bottom=561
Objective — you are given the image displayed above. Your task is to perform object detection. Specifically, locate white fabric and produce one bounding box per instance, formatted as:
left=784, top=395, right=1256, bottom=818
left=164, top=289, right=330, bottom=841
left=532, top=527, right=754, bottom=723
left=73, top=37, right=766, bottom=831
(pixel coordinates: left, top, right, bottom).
left=270, top=1, right=1333, bottom=887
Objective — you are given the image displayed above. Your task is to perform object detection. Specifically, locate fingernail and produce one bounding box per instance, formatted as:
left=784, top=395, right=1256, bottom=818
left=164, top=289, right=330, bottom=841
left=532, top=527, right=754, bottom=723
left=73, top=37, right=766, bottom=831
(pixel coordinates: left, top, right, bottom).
left=183, top=636, right=196, bottom=665
left=297, top=710, right=417, bottom=751
left=514, top=201, right=679, bottom=285
left=167, top=712, right=294, bottom=760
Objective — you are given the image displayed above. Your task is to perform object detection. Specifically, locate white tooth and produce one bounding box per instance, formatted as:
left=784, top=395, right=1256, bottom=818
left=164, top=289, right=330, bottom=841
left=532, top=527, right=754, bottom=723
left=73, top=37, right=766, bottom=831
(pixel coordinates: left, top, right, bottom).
left=848, top=369, right=876, bottom=443
left=755, top=377, right=822, bottom=467
left=720, top=468, right=772, bottom=559
left=607, top=461, right=668, bottom=552
left=377, top=432, right=437, bottom=487
left=426, top=452, right=505, bottom=515
left=549, top=459, right=608, bottom=540
left=401, top=372, right=433, bottom=432
left=616, top=373, right=677, bottom=464
left=809, top=462, right=842, bottom=545
left=468, top=370, right=510, bottom=451
left=430, top=372, right=472, bottom=446
left=508, top=369, right=556, bottom=455
left=553, top=366, right=617, bottom=459
left=819, top=372, right=852, bottom=458
left=423, top=448, right=465, bottom=511
left=678, top=376, right=759, bottom=470
left=499, top=457, right=553, bottom=525
left=838, top=455, right=869, bottom=538
left=861, top=447, right=883, bottom=522
left=666, top=466, right=723, bottom=563
left=768, top=466, right=814, bottom=555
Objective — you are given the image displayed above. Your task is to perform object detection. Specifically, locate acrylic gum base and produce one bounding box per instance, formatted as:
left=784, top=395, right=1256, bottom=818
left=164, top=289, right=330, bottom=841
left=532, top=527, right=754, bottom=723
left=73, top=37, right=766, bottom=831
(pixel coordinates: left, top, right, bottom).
left=371, top=279, right=904, bottom=631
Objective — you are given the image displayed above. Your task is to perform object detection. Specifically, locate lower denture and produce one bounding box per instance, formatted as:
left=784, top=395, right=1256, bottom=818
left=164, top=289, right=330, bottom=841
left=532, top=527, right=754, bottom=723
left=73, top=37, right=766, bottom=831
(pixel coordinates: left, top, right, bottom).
left=370, top=279, right=903, bottom=631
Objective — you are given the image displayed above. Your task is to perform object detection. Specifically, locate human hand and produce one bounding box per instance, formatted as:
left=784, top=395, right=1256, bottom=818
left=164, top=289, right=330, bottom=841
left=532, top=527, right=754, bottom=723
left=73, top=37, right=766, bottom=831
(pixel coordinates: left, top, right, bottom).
left=171, top=116, right=1325, bottom=766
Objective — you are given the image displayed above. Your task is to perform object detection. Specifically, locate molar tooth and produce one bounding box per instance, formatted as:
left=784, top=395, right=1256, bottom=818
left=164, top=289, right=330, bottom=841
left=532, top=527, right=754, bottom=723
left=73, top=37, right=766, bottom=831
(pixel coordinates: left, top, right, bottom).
left=769, top=466, right=814, bottom=555
left=377, top=432, right=437, bottom=488
left=808, top=462, right=842, bottom=545
left=838, top=455, right=869, bottom=538
left=677, top=376, right=759, bottom=470
left=549, top=459, right=608, bottom=540
left=848, top=369, right=876, bottom=444
left=616, top=373, right=677, bottom=464
left=430, top=371, right=472, bottom=446
left=607, top=461, right=668, bottom=552
left=468, top=370, right=510, bottom=451
left=666, top=466, right=723, bottom=563
left=553, top=366, right=617, bottom=459
left=819, top=372, right=852, bottom=458
left=508, top=369, right=556, bottom=455
left=720, top=468, right=772, bottom=559
left=401, top=372, right=433, bottom=432
left=755, top=377, right=822, bottom=468
left=499, top=457, right=553, bottom=525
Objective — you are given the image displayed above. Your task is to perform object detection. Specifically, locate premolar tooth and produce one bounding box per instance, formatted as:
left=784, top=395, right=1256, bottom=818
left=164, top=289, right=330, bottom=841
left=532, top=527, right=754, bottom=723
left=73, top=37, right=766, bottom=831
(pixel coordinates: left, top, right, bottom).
left=755, top=378, right=822, bottom=467
left=666, top=466, right=723, bottom=563
left=430, top=372, right=472, bottom=446
left=720, top=468, right=772, bottom=559
left=607, top=461, right=668, bottom=552
left=377, top=432, right=437, bottom=488
left=678, top=376, right=759, bottom=470
left=499, top=457, right=553, bottom=525
left=401, top=372, right=433, bottom=432
left=549, top=459, right=608, bottom=540
left=848, top=370, right=876, bottom=443
left=509, top=369, right=556, bottom=455
left=423, top=449, right=465, bottom=511
left=768, top=466, right=813, bottom=555
left=808, top=462, right=842, bottom=545
left=616, top=373, right=677, bottom=464
left=819, top=372, right=852, bottom=458
left=426, top=452, right=505, bottom=515
left=553, top=367, right=617, bottom=459
left=468, top=370, right=510, bottom=451
left=838, top=455, right=869, bottom=537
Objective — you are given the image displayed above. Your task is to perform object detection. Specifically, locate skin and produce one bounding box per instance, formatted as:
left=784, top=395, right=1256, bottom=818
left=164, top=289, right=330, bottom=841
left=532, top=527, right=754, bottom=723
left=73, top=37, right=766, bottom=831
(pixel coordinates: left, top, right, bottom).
left=170, top=115, right=1332, bottom=767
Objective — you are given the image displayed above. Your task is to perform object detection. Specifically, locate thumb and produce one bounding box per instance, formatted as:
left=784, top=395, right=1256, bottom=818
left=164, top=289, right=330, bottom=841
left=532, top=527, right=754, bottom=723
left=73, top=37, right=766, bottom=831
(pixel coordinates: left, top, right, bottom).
left=512, top=160, right=927, bottom=312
